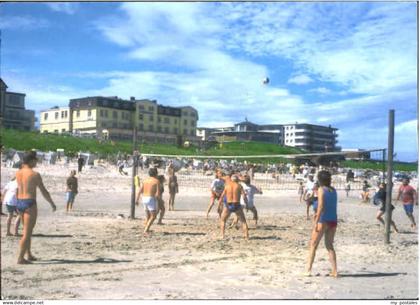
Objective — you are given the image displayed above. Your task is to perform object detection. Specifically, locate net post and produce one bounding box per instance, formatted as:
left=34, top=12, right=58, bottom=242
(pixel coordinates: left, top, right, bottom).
left=385, top=110, right=395, bottom=244
left=130, top=127, right=138, bottom=219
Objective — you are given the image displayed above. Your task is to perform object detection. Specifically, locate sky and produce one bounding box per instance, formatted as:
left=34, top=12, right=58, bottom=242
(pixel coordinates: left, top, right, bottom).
left=0, top=2, right=418, bottom=162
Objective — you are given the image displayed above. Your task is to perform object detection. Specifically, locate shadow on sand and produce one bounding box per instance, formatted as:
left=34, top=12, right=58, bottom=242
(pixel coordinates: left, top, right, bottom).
left=162, top=232, right=206, bottom=236
left=339, top=272, right=407, bottom=278
left=36, top=258, right=132, bottom=265
left=32, top=234, right=73, bottom=238
left=251, top=235, right=281, bottom=240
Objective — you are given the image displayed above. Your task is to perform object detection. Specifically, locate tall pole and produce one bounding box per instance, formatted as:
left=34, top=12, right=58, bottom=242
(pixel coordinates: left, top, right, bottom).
left=130, top=127, right=138, bottom=219
left=382, top=148, right=386, bottom=182
left=385, top=110, right=395, bottom=244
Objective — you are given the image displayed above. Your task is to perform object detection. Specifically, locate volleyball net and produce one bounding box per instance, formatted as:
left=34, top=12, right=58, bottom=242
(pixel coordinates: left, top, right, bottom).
left=133, top=149, right=387, bottom=192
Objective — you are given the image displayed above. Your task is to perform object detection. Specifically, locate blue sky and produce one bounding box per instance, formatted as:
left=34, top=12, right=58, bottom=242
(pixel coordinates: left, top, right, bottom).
left=1, top=2, right=418, bottom=161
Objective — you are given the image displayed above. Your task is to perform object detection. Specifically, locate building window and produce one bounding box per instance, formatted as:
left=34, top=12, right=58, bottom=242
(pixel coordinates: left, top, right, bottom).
left=112, top=122, right=117, bottom=128
left=148, top=106, right=154, bottom=111
left=173, top=127, right=178, bottom=134
left=139, top=114, right=144, bottom=120
left=44, top=113, right=48, bottom=120
left=55, top=112, right=59, bottom=119
left=190, top=121, right=195, bottom=127
left=157, top=126, right=162, bottom=132
left=76, top=110, right=80, bottom=117
left=190, top=130, right=194, bottom=136
left=149, top=115, right=154, bottom=121
left=164, top=117, right=170, bottom=124
left=183, top=129, right=188, bottom=135
left=104, top=110, right=108, bottom=117
left=61, top=111, right=65, bottom=118
left=62, top=129, right=66, bottom=133
left=174, top=119, right=177, bottom=124
left=184, top=119, right=187, bottom=125
left=138, top=105, right=144, bottom=110
left=54, top=129, right=59, bottom=133
left=65, top=111, right=68, bottom=118
left=190, top=112, right=195, bottom=117
left=165, top=127, right=169, bottom=133
left=157, top=117, right=161, bottom=123
left=139, top=124, right=144, bottom=131
left=88, top=110, right=92, bottom=117
left=113, top=111, right=117, bottom=119
left=148, top=125, right=154, bottom=132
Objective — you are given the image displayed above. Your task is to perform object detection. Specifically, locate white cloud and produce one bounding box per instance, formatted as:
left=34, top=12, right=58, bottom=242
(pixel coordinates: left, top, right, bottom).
left=309, top=87, right=332, bottom=95
left=0, top=16, right=49, bottom=30
left=46, top=3, right=79, bottom=15
left=221, top=2, right=417, bottom=95
left=288, top=74, right=313, bottom=85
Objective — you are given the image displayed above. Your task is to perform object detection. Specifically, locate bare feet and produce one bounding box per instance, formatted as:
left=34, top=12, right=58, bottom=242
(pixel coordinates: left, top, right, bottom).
left=328, top=272, right=338, bottom=278
left=17, top=258, right=32, bottom=265
left=27, top=255, right=38, bottom=261
left=302, top=271, right=312, bottom=277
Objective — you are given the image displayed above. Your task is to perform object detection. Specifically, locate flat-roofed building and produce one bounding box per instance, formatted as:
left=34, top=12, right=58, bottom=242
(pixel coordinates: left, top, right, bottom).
left=201, top=119, right=339, bottom=152
left=40, top=106, right=70, bottom=133
left=283, top=123, right=338, bottom=152
left=2, top=85, right=35, bottom=131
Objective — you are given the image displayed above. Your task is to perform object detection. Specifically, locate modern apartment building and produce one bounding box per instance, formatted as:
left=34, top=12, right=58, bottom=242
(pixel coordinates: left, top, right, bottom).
left=201, top=120, right=338, bottom=152
left=283, top=123, right=338, bottom=152
left=0, top=79, right=35, bottom=131
left=39, top=96, right=199, bottom=144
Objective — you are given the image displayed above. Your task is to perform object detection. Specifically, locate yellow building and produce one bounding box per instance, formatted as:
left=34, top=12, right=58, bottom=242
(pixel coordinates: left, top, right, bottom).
left=134, top=100, right=198, bottom=145
left=40, top=96, right=199, bottom=144
left=70, top=96, right=135, bottom=140
left=40, top=106, right=70, bottom=133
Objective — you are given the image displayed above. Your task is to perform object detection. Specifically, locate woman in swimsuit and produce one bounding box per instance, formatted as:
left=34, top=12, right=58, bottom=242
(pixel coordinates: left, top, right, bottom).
left=305, top=170, right=338, bottom=277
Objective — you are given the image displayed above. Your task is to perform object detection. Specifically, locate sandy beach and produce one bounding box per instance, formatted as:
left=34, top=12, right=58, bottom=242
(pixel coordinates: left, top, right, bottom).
left=1, top=164, right=418, bottom=300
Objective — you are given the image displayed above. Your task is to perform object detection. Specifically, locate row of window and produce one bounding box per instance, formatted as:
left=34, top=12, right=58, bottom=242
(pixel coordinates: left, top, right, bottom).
left=137, top=124, right=194, bottom=136
left=99, top=109, right=130, bottom=120
left=44, top=110, right=69, bottom=121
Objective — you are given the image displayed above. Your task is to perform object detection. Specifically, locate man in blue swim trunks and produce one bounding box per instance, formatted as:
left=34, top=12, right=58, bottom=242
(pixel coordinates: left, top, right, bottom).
left=16, top=151, right=56, bottom=264
left=218, top=174, right=249, bottom=240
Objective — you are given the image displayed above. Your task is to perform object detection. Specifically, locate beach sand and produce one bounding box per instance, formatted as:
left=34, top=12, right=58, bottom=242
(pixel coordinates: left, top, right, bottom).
left=1, top=164, right=418, bottom=300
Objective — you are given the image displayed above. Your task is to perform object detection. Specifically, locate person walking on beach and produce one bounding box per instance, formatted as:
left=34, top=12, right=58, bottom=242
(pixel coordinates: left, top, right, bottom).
left=77, top=155, right=85, bottom=173
left=298, top=181, right=304, bottom=203
left=374, top=182, right=398, bottom=232
left=219, top=174, right=249, bottom=240
left=168, top=171, right=178, bottom=211
left=2, top=177, right=21, bottom=236
left=303, top=175, right=315, bottom=220
left=206, top=170, right=225, bottom=218
left=305, top=170, right=338, bottom=277
left=397, top=178, right=417, bottom=229
left=345, top=182, right=351, bottom=198
left=135, top=168, right=161, bottom=236
left=361, top=180, right=371, bottom=203
left=16, top=151, right=57, bottom=264
left=66, top=170, right=78, bottom=212
left=156, top=175, right=166, bottom=225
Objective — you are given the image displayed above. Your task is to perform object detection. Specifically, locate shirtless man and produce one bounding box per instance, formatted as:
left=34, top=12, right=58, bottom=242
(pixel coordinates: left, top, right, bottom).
left=218, top=174, right=249, bottom=240
left=15, top=151, right=56, bottom=264
left=135, top=167, right=161, bottom=235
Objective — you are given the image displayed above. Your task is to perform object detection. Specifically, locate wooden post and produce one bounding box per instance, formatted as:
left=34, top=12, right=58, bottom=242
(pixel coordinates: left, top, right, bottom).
left=385, top=110, right=395, bottom=244
left=130, top=127, right=138, bottom=219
